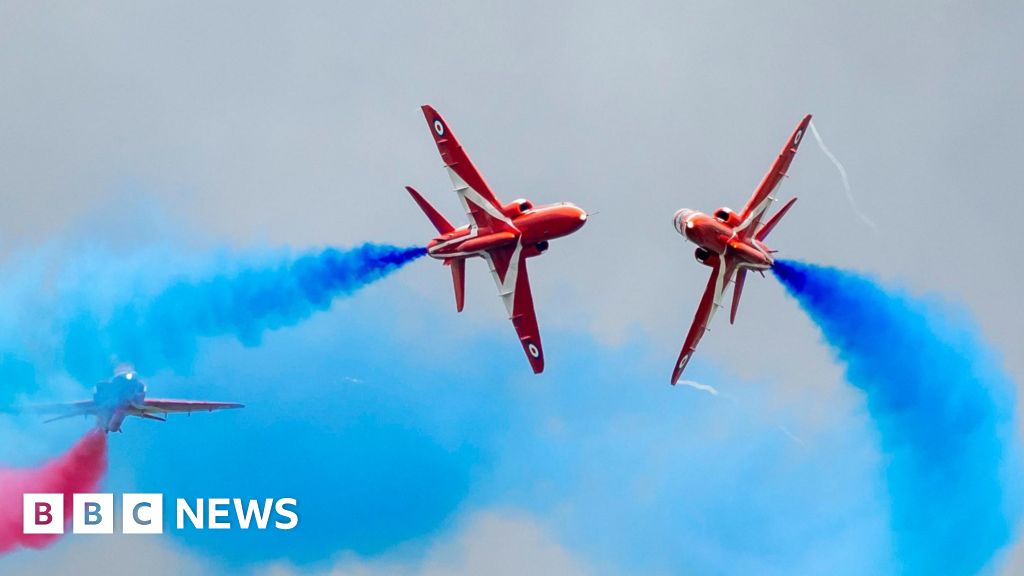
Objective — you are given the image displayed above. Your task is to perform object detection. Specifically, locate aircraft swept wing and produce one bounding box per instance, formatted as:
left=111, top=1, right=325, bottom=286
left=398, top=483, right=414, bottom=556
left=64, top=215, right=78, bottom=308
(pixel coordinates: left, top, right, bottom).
left=132, top=399, right=244, bottom=415
left=25, top=398, right=243, bottom=425
left=735, top=114, right=812, bottom=239
left=483, top=242, right=544, bottom=373
left=421, top=105, right=517, bottom=234
left=671, top=256, right=740, bottom=385
left=28, top=400, right=98, bottom=423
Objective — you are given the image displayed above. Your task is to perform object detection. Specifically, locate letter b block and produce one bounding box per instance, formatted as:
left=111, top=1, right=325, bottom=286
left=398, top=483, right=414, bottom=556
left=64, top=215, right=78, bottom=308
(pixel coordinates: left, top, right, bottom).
left=73, top=493, right=114, bottom=534
left=23, top=494, right=64, bottom=535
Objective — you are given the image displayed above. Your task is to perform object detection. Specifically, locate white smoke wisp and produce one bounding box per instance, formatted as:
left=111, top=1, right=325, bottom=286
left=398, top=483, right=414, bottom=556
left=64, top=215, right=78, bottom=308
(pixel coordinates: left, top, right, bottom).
left=808, top=120, right=877, bottom=230
left=678, top=380, right=720, bottom=396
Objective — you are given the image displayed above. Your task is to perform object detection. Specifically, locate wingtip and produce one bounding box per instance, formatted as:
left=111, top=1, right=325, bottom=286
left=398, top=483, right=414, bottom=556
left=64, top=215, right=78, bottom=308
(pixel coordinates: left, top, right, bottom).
left=421, top=104, right=441, bottom=121
left=527, top=350, right=545, bottom=374
left=794, top=114, right=812, bottom=134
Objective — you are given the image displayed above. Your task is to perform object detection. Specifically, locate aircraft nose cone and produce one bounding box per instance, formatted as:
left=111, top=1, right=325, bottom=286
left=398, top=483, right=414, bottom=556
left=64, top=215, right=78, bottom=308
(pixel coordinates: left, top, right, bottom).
left=673, top=209, right=694, bottom=235
left=574, top=206, right=588, bottom=225
left=557, top=204, right=587, bottom=233
left=569, top=206, right=589, bottom=235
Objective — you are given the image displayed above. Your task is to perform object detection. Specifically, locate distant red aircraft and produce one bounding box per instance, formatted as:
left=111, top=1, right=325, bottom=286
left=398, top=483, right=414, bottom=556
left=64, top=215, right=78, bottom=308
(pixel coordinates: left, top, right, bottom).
left=670, top=114, right=812, bottom=384
left=407, top=105, right=588, bottom=373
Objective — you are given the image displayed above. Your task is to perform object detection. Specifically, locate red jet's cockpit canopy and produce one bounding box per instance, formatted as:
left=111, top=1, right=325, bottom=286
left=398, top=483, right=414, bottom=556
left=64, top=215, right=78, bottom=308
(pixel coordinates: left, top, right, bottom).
left=713, top=207, right=741, bottom=227
left=502, top=199, right=534, bottom=218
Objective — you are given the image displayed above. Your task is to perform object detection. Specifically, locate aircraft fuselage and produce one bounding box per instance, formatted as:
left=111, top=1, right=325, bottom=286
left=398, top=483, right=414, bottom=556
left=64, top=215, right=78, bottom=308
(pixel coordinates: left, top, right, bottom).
left=673, top=208, right=774, bottom=270
left=426, top=202, right=587, bottom=260
left=92, top=370, right=146, bottom=433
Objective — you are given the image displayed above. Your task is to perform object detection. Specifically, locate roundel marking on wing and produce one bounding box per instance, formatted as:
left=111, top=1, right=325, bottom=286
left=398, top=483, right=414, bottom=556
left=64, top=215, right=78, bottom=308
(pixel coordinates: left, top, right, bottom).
left=794, top=129, right=803, bottom=145
left=528, top=343, right=540, bottom=358
left=433, top=119, right=445, bottom=136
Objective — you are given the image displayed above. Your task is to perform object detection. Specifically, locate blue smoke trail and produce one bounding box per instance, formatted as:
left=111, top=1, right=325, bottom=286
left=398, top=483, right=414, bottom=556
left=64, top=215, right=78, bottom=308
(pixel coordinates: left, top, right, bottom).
left=773, top=259, right=1020, bottom=575
left=56, top=243, right=426, bottom=385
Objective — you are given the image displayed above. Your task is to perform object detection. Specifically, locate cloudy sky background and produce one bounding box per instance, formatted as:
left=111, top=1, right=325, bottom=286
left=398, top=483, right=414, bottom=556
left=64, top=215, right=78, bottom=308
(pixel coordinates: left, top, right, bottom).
left=0, top=1, right=1021, bottom=574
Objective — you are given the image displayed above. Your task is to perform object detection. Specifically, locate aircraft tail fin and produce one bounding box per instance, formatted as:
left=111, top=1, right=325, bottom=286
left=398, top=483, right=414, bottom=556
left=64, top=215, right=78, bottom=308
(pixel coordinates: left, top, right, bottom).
left=730, top=269, right=747, bottom=324
left=406, top=186, right=454, bottom=234
left=756, top=197, right=797, bottom=241
left=445, top=257, right=466, bottom=312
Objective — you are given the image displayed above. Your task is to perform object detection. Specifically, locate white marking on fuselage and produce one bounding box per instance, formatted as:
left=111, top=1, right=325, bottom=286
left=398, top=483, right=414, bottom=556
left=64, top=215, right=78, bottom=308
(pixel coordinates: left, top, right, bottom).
left=429, top=225, right=479, bottom=254
left=482, top=240, right=524, bottom=316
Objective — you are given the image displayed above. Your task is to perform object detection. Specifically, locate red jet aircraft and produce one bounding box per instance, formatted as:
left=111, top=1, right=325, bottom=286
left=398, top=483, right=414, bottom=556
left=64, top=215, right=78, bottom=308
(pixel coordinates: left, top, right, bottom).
left=670, top=114, right=812, bottom=384
left=406, top=105, right=588, bottom=373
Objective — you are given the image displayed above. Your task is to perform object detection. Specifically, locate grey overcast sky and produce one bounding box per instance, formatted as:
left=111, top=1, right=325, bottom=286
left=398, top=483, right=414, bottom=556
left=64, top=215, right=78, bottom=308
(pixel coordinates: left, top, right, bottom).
left=0, top=1, right=1022, bottom=571
left=2, top=2, right=1022, bottom=402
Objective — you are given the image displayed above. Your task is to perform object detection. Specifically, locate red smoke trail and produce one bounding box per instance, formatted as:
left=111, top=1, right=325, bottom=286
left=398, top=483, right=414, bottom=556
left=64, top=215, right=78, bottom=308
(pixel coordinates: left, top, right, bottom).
left=0, top=430, right=108, bottom=554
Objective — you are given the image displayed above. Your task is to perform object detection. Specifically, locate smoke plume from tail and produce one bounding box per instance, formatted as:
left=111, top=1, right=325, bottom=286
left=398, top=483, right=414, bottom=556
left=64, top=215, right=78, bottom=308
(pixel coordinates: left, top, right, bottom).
left=773, top=259, right=1020, bottom=574
left=61, top=243, right=426, bottom=382
left=0, top=430, right=108, bottom=554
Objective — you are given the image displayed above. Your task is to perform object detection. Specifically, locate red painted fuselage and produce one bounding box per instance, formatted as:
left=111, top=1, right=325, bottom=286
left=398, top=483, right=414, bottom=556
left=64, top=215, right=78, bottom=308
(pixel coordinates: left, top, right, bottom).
left=672, top=209, right=774, bottom=270
left=427, top=202, right=587, bottom=260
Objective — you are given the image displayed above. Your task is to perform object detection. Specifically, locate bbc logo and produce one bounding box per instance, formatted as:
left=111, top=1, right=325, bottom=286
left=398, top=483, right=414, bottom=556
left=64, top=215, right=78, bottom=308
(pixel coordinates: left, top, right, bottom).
left=23, top=493, right=164, bottom=535
left=23, top=493, right=299, bottom=534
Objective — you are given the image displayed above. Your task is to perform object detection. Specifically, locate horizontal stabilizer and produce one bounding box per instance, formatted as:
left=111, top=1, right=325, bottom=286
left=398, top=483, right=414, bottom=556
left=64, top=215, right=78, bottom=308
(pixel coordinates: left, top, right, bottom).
left=756, top=197, right=797, bottom=241
left=406, top=186, right=454, bottom=234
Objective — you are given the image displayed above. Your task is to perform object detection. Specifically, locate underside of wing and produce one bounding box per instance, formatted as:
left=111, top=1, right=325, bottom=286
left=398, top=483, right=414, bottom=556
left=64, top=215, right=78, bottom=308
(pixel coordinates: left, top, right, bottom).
left=139, top=399, right=244, bottom=414
left=483, top=242, right=544, bottom=373
left=671, top=256, right=739, bottom=384
left=420, top=105, right=516, bottom=233
left=735, top=114, right=812, bottom=239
